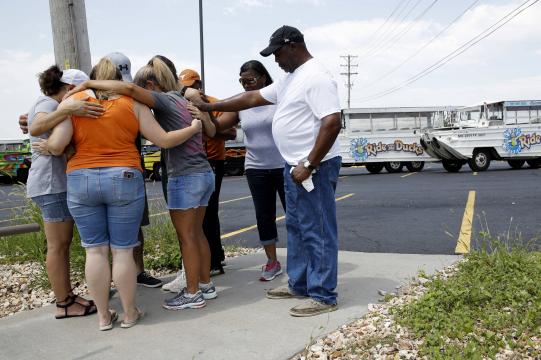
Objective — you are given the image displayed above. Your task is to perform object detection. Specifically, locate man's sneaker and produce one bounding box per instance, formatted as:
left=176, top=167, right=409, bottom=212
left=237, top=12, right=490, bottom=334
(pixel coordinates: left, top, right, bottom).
left=136, top=271, right=163, bottom=288
left=162, top=289, right=206, bottom=310
left=260, top=260, right=282, bottom=281
left=289, top=299, right=338, bottom=317
left=161, top=271, right=186, bottom=293
left=199, top=282, right=217, bottom=300
left=266, top=285, right=306, bottom=299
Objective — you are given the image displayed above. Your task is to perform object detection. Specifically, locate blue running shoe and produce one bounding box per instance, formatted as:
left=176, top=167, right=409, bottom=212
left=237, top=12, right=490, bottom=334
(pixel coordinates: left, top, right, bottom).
left=162, top=289, right=206, bottom=310
left=199, top=282, right=217, bottom=300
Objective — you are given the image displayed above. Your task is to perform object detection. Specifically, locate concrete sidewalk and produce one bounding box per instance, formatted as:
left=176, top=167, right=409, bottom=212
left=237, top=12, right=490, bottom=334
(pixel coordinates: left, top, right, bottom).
left=0, top=250, right=458, bottom=360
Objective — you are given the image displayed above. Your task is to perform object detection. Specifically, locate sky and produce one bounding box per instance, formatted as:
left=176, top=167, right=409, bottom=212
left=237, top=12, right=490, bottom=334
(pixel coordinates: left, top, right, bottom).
left=1, top=0, right=540, bottom=139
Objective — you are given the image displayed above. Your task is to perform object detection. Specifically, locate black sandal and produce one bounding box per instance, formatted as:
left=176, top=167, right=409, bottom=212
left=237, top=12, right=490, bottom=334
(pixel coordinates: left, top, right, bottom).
left=55, top=294, right=97, bottom=319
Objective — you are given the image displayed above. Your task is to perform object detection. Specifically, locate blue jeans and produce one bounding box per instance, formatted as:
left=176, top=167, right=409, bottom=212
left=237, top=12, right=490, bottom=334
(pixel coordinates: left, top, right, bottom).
left=67, top=167, right=145, bottom=249
left=167, top=171, right=215, bottom=210
left=284, top=156, right=341, bottom=305
left=31, top=192, right=72, bottom=222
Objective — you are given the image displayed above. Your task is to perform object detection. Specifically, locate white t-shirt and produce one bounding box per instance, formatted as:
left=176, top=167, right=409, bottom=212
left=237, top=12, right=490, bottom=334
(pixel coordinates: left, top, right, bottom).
left=259, top=58, right=341, bottom=165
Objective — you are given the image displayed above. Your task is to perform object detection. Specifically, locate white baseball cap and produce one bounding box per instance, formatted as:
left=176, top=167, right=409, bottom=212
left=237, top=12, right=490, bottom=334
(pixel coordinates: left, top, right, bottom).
left=60, top=69, right=89, bottom=86
left=106, top=52, right=132, bottom=82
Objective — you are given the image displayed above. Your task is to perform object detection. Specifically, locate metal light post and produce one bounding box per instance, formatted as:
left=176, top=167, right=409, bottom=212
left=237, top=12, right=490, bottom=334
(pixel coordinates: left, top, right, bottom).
left=199, top=0, right=205, bottom=91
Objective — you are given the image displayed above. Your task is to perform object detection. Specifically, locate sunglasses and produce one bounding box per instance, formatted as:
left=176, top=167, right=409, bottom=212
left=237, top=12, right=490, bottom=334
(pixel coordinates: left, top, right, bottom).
left=239, top=76, right=260, bottom=86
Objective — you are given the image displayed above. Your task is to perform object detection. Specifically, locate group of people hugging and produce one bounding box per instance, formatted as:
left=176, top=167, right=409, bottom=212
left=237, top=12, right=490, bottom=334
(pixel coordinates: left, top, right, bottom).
left=23, top=52, right=285, bottom=330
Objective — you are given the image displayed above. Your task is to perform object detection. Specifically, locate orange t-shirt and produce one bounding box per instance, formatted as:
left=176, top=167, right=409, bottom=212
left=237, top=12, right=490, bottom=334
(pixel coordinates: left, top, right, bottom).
left=67, top=93, right=142, bottom=173
left=204, top=95, right=226, bottom=160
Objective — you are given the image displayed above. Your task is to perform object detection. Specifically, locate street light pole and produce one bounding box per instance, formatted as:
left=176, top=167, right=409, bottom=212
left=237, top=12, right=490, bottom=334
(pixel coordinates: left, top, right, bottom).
left=199, top=0, right=205, bottom=92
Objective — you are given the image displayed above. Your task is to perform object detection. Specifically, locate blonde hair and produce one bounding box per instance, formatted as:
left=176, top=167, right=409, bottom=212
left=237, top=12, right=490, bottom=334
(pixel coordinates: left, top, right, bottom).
left=134, top=58, right=179, bottom=93
left=89, top=57, right=122, bottom=100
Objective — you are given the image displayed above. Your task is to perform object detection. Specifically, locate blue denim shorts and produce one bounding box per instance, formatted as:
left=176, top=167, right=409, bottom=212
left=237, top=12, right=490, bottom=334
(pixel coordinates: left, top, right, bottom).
left=67, top=167, right=145, bottom=249
left=31, top=192, right=72, bottom=222
left=167, top=171, right=215, bottom=210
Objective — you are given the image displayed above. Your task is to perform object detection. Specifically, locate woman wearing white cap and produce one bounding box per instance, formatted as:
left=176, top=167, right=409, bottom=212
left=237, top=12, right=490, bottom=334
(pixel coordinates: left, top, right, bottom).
left=26, top=65, right=104, bottom=319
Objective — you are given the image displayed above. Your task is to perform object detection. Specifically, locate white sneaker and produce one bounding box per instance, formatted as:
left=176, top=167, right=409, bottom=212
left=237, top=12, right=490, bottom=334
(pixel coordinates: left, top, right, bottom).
left=162, top=271, right=186, bottom=293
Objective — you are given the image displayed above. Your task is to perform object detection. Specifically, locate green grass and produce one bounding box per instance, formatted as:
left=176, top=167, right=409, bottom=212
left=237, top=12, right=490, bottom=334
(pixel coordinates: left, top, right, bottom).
left=0, top=203, right=183, bottom=290
left=394, top=237, right=541, bottom=359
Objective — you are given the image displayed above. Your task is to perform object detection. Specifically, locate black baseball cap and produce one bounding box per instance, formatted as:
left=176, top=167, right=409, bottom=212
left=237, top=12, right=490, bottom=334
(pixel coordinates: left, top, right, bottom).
left=260, top=25, right=305, bottom=57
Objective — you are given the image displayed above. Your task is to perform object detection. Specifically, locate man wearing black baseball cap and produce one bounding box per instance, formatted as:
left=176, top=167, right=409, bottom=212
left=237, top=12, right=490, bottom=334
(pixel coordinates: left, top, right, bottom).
left=192, top=25, right=342, bottom=317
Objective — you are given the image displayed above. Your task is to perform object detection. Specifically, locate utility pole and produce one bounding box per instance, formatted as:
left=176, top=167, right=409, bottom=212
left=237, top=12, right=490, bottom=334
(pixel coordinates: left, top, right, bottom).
left=199, top=0, right=206, bottom=91
left=49, top=0, right=92, bottom=74
left=340, top=55, right=358, bottom=109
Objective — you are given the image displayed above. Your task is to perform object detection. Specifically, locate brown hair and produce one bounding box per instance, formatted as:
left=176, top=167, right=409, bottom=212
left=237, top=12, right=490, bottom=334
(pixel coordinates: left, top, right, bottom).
left=38, top=65, right=65, bottom=96
left=134, top=58, right=179, bottom=93
left=89, top=58, right=122, bottom=100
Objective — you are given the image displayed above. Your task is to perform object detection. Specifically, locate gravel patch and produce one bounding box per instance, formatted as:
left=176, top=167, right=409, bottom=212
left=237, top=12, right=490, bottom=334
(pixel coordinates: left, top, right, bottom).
left=290, top=261, right=539, bottom=360
left=0, top=247, right=260, bottom=319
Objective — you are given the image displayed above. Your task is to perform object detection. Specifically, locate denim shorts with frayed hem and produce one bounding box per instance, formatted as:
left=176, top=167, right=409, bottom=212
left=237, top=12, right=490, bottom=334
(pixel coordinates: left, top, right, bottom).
left=67, top=167, right=145, bottom=249
left=31, top=192, right=72, bottom=222
left=167, top=171, right=215, bottom=210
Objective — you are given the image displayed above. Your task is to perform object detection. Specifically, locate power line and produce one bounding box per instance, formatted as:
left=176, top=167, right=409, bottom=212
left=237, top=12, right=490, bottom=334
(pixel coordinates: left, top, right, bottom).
left=363, top=0, right=480, bottom=88
left=355, top=0, right=539, bottom=103
left=362, top=0, right=440, bottom=62
left=358, top=0, right=409, bottom=57
left=359, top=0, right=423, bottom=61
left=340, top=55, right=358, bottom=108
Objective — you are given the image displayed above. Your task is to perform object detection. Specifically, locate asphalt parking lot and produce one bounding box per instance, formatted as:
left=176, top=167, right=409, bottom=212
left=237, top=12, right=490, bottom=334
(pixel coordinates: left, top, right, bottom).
left=1, top=161, right=540, bottom=255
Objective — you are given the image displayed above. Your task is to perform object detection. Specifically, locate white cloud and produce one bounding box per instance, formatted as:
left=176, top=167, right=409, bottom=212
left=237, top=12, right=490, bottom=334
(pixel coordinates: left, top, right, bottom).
left=0, top=50, right=54, bottom=140
left=301, top=1, right=541, bottom=108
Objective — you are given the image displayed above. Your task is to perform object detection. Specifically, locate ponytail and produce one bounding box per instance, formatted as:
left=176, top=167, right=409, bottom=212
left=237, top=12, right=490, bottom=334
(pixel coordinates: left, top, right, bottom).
left=89, top=58, right=122, bottom=100
left=134, top=58, right=179, bottom=93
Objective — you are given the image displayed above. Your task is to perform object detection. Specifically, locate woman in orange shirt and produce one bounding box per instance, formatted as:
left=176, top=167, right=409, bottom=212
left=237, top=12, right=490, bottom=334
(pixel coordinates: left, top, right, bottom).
left=45, top=58, right=205, bottom=330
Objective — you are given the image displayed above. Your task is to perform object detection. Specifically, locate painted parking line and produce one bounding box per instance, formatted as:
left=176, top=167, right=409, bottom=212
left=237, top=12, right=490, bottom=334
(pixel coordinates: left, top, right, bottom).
left=350, top=165, right=365, bottom=168
left=221, top=192, right=355, bottom=239
left=149, top=195, right=254, bottom=218
left=220, top=195, right=252, bottom=204
left=401, top=172, right=418, bottom=178
left=473, top=172, right=478, bottom=176
left=455, top=190, right=476, bottom=254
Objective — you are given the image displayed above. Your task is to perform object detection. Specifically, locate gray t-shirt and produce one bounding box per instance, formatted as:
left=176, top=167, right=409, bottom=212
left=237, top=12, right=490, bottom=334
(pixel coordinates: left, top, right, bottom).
left=26, top=96, right=68, bottom=198
left=151, top=91, right=210, bottom=176
left=239, top=105, right=284, bottom=170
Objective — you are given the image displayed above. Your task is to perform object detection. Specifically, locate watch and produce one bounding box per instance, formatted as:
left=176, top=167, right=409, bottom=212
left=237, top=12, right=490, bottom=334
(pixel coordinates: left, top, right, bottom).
left=303, top=160, right=316, bottom=171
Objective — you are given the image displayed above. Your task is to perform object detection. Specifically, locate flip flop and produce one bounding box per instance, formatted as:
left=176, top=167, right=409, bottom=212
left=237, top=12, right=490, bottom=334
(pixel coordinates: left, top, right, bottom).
left=99, top=309, right=118, bottom=331
left=120, top=308, right=144, bottom=329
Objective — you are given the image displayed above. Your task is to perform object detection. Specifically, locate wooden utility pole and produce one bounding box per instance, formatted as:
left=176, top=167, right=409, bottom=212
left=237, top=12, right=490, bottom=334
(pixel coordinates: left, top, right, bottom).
left=49, top=0, right=92, bottom=74
left=340, top=55, right=358, bottom=109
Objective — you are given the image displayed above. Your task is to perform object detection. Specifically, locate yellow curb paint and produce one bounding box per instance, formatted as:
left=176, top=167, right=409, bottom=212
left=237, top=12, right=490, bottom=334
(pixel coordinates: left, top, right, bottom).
left=351, top=165, right=366, bottom=168
left=401, top=172, right=417, bottom=178
left=455, top=190, right=476, bottom=254
left=473, top=172, right=478, bottom=176
left=220, top=193, right=355, bottom=239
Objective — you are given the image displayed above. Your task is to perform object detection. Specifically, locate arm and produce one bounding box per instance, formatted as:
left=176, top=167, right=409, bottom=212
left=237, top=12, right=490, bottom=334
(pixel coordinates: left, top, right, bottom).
left=19, top=114, right=28, bottom=134
left=290, top=113, right=342, bottom=184
left=135, top=101, right=201, bottom=149
left=29, top=96, right=104, bottom=136
left=43, top=119, right=74, bottom=156
left=186, top=102, right=216, bottom=138
left=191, top=90, right=271, bottom=113
left=65, top=80, right=156, bottom=108
left=213, top=112, right=240, bottom=140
